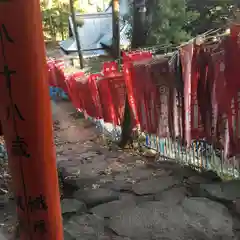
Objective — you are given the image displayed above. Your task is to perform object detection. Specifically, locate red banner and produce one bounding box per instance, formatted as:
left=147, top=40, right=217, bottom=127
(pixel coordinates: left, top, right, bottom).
left=76, top=75, right=98, bottom=118
left=122, top=51, right=152, bottom=63
left=130, top=60, right=153, bottom=133
left=54, top=60, right=68, bottom=93
left=149, top=58, right=174, bottom=137
left=46, top=59, right=57, bottom=87
left=107, top=73, right=126, bottom=125
left=180, top=43, right=205, bottom=146
left=122, top=51, right=153, bottom=129
left=102, top=61, right=118, bottom=75
left=66, top=72, right=85, bottom=110
left=123, top=62, right=140, bottom=127
left=88, top=74, right=103, bottom=119
left=97, top=76, right=117, bottom=124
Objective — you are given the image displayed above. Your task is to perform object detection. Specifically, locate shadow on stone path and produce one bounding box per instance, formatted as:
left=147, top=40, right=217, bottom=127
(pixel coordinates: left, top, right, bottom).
left=44, top=101, right=240, bottom=239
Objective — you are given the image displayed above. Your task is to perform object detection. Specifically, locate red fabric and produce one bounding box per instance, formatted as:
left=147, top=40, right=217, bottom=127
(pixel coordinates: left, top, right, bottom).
left=102, top=61, right=118, bottom=75
left=77, top=76, right=102, bottom=118
left=131, top=60, right=154, bottom=133
left=149, top=58, right=174, bottom=137
left=210, top=50, right=226, bottom=147
left=173, top=89, right=184, bottom=139
left=75, top=75, right=90, bottom=115
left=211, top=48, right=234, bottom=158
left=225, top=24, right=240, bottom=91
left=88, top=74, right=103, bottom=119
left=122, top=51, right=152, bottom=63
left=46, top=59, right=57, bottom=87
left=107, top=73, right=126, bottom=125
left=122, top=51, right=153, bottom=129
left=180, top=43, right=205, bottom=146
left=123, top=62, right=140, bottom=127
left=228, top=93, right=240, bottom=156
left=168, top=55, right=184, bottom=140
left=66, top=72, right=85, bottom=110
left=196, top=48, right=214, bottom=140
left=97, top=77, right=117, bottom=124
left=222, top=25, right=240, bottom=156
left=54, top=60, right=68, bottom=93
left=210, top=33, right=240, bottom=157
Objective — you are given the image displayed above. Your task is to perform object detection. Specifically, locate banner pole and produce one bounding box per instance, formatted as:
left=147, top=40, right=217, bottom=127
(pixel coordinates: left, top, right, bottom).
left=0, top=1, right=63, bottom=239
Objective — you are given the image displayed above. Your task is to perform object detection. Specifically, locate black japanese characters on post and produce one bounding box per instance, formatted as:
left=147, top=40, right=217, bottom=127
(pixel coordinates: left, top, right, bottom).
left=11, top=135, right=30, bottom=158
left=28, top=195, right=48, bottom=212
left=16, top=195, right=25, bottom=211
left=16, top=194, right=49, bottom=234
left=0, top=24, right=30, bottom=157
left=0, top=23, right=33, bottom=238
left=28, top=195, right=48, bottom=235
left=33, top=220, right=47, bottom=235
left=16, top=194, right=49, bottom=212
left=6, top=104, right=25, bottom=121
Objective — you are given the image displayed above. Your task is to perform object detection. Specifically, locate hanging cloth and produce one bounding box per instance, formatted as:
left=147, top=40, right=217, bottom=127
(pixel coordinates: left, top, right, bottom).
left=180, top=42, right=205, bottom=146
left=196, top=47, right=214, bottom=141
left=169, top=51, right=184, bottom=140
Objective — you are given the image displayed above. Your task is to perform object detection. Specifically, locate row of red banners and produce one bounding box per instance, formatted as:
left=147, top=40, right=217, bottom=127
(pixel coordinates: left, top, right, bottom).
left=46, top=24, right=240, bottom=158
left=47, top=59, right=126, bottom=126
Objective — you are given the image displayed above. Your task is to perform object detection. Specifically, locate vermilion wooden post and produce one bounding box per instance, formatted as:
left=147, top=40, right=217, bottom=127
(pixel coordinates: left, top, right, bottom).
left=0, top=1, right=63, bottom=240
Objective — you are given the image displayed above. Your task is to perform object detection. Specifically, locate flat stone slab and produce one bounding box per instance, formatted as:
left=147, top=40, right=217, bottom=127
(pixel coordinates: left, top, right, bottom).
left=107, top=180, right=133, bottom=192
left=108, top=199, right=235, bottom=239
left=108, top=201, right=186, bottom=239
left=64, top=176, right=101, bottom=190
left=90, top=199, right=136, bottom=218
left=114, top=172, right=133, bottom=182
left=132, top=176, right=179, bottom=195
left=105, top=160, right=129, bottom=173
left=58, top=155, right=108, bottom=179
left=61, top=199, right=86, bottom=214
left=127, top=168, right=155, bottom=181
left=73, top=188, right=120, bottom=207
left=187, top=175, right=210, bottom=184
left=154, top=186, right=188, bottom=205
left=64, top=214, right=129, bottom=240
left=64, top=230, right=75, bottom=240
left=182, top=197, right=234, bottom=239
left=64, top=214, right=106, bottom=239
left=200, top=180, right=240, bottom=201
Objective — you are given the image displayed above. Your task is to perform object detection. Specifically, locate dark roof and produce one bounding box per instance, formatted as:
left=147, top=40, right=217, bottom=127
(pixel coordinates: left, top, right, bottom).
left=59, top=0, right=130, bottom=57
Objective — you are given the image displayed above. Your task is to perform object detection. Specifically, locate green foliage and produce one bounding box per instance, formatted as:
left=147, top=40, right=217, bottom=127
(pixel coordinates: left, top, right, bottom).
left=41, top=0, right=85, bottom=41
left=42, top=7, right=69, bottom=40
left=185, top=0, right=236, bottom=35
left=129, top=0, right=240, bottom=47
left=146, top=0, right=198, bottom=45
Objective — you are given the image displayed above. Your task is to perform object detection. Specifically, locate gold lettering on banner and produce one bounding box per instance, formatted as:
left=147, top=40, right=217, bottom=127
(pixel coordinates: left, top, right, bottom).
left=141, top=100, right=147, bottom=128
left=238, top=92, right=240, bottom=138
left=193, top=93, right=198, bottom=130
left=158, top=85, right=170, bottom=136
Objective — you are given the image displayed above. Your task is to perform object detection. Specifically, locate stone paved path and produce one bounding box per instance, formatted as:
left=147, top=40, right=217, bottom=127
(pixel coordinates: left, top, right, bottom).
left=1, top=100, right=240, bottom=239
left=53, top=101, right=240, bottom=240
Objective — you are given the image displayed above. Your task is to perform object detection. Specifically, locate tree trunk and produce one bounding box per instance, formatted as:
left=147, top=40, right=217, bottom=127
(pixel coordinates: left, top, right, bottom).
left=70, top=0, right=84, bottom=69
left=119, top=0, right=148, bottom=148
left=112, top=0, right=120, bottom=59
left=131, top=0, right=147, bottom=48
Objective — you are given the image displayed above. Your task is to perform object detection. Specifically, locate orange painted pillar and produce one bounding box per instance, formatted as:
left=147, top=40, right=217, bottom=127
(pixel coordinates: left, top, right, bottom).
left=0, top=1, right=63, bottom=240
